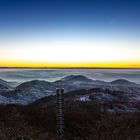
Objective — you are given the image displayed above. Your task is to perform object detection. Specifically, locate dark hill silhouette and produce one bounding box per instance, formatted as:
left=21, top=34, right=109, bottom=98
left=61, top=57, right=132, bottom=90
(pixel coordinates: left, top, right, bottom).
left=111, top=79, right=136, bottom=85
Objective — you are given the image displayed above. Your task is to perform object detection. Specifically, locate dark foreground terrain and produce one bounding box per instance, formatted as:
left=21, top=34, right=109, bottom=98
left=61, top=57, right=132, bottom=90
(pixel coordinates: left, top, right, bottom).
left=0, top=97, right=140, bottom=140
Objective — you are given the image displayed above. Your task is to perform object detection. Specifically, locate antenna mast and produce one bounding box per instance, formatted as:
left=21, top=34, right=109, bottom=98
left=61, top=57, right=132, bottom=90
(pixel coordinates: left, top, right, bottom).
left=56, top=75, right=64, bottom=137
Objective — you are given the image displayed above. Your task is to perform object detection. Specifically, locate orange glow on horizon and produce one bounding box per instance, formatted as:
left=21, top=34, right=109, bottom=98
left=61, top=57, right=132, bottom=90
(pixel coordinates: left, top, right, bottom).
left=0, top=59, right=140, bottom=68
left=1, top=35, right=140, bottom=68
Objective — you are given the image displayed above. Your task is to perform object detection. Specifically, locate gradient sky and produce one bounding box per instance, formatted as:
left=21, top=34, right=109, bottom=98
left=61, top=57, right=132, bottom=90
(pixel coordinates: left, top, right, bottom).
left=0, top=0, right=140, bottom=68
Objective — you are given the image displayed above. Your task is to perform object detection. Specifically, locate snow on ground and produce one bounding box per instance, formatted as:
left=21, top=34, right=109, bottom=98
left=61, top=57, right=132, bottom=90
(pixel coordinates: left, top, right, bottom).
left=76, top=95, right=90, bottom=102
left=90, top=92, right=118, bottom=102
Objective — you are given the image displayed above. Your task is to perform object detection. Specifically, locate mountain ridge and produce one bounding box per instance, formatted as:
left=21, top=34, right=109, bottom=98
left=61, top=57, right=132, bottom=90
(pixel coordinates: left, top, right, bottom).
left=0, top=75, right=140, bottom=105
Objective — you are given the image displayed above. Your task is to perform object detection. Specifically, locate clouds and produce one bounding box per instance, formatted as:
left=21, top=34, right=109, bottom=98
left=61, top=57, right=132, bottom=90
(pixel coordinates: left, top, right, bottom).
left=0, top=68, right=140, bottom=84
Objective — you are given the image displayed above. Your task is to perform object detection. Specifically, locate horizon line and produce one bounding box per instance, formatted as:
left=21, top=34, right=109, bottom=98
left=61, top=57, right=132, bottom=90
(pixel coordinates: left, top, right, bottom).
left=0, top=67, right=140, bottom=69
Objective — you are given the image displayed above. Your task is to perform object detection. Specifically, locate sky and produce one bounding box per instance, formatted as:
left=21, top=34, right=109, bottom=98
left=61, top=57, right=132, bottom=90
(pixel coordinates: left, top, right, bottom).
left=0, top=0, right=140, bottom=68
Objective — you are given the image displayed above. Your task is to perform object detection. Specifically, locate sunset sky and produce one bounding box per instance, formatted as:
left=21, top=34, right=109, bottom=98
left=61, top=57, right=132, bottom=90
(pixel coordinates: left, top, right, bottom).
left=0, top=0, right=140, bottom=68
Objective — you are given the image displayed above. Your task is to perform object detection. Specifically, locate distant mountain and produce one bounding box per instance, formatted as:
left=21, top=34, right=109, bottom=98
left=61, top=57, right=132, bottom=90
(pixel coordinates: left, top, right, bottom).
left=110, top=79, right=137, bottom=85
left=53, top=75, right=106, bottom=92
left=0, top=75, right=140, bottom=105
left=14, top=80, right=55, bottom=104
left=62, top=75, right=93, bottom=82
left=0, top=79, right=13, bottom=90
left=16, top=80, right=55, bottom=91
left=0, top=80, right=55, bottom=104
left=54, top=75, right=94, bottom=86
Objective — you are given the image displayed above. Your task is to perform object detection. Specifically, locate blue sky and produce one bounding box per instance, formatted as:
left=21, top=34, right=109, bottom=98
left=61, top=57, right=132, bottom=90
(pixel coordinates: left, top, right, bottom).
left=0, top=0, right=140, bottom=67
left=0, top=0, right=140, bottom=32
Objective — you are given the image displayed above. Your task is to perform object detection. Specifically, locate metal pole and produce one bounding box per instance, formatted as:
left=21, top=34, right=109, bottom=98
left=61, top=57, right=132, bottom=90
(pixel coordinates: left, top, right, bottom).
left=56, top=87, right=64, bottom=136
